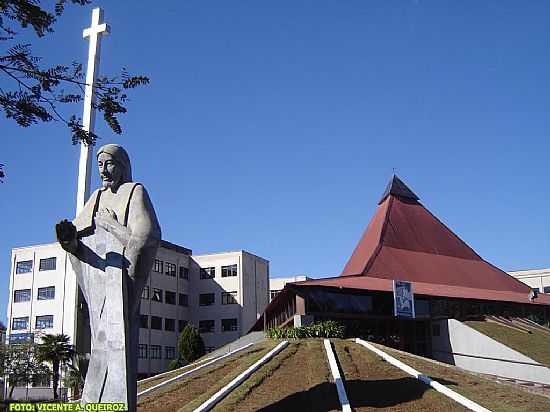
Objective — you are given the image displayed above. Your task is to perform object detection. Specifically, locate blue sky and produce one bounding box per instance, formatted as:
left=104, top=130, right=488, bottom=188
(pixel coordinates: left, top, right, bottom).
left=2, top=1, right=550, bottom=323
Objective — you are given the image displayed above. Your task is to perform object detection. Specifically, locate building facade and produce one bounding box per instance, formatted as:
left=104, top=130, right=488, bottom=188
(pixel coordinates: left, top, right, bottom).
left=508, top=268, right=550, bottom=295
left=6, top=242, right=269, bottom=398
left=269, top=275, right=310, bottom=301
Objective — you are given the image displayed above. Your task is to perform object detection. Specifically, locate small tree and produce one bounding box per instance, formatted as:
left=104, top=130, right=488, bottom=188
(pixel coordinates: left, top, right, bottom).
left=34, top=333, right=75, bottom=400
left=177, top=325, right=205, bottom=364
left=62, top=353, right=87, bottom=400
left=0, top=340, right=49, bottom=399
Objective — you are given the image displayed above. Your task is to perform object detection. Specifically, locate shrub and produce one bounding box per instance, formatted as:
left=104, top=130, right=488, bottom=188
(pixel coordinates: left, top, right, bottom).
left=266, top=321, right=345, bottom=339
left=177, top=324, right=205, bottom=363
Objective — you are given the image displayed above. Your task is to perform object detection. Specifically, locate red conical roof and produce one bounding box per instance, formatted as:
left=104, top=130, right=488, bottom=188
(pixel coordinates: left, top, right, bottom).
left=341, top=176, right=529, bottom=293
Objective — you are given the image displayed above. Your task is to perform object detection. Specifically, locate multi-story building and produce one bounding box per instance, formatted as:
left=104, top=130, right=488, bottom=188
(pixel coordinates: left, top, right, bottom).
left=6, top=242, right=269, bottom=398
left=269, top=275, right=311, bottom=301
left=508, top=268, right=550, bottom=295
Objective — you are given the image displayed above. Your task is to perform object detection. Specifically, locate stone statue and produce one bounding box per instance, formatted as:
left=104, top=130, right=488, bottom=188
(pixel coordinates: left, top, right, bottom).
left=56, top=144, right=161, bottom=411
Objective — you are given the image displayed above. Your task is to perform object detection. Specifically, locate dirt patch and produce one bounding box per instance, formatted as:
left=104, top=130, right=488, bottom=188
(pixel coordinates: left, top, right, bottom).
left=335, top=340, right=469, bottom=412
left=137, top=345, right=270, bottom=412
left=378, top=343, right=550, bottom=412
left=214, top=340, right=341, bottom=412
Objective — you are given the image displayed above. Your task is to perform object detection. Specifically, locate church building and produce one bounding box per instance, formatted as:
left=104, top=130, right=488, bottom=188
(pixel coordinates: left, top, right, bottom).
left=253, top=175, right=550, bottom=357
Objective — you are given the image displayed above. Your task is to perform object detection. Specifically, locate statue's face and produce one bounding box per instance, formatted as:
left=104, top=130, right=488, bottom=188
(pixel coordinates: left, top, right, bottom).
left=97, top=152, right=123, bottom=190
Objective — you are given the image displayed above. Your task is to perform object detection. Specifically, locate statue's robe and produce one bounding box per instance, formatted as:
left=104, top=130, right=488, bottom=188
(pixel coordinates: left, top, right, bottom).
left=69, top=182, right=160, bottom=411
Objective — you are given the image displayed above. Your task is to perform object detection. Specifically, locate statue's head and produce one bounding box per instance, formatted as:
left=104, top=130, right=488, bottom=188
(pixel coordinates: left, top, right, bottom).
left=96, top=144, right=132, bottom=190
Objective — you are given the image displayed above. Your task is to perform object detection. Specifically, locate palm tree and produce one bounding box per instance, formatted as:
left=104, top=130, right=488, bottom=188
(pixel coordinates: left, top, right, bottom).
left=35, top=334, right=75, bottom=400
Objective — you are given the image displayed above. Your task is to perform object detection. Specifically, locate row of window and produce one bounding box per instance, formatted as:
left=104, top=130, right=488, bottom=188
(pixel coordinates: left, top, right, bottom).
left=200, top=291, right=238, bottom=306
left=152, top=259, right=189, bottom=279
left=15, top=257, right=56, bottom=274
left=142, top=287, right=189, bottom=306
left=532, top=287, right=550, bottom=294
left=138, top=344, right=176, bottom=360
left=12, top=315, right=53, bottom=330
left=14, top=286, right=55, bottom=303
left=200, top=264, right=238, bottom=279
left=199, top=318, right=238, bottom=333
left=140, top=315, right=188, bottom=332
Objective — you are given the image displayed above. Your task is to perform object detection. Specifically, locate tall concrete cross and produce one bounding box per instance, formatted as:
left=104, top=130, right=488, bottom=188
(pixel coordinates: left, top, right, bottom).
left=76, top=8, right=110, bottom=215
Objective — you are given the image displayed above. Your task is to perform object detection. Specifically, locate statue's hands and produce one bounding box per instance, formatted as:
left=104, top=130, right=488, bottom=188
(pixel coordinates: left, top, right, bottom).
left=56, top=219, right=78, bottom=254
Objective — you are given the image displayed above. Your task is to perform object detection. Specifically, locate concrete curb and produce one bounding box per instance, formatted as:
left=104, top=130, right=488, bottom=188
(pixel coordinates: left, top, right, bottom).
left=194, top=340, right=289, bottom=412
left=137, top=342, right=255, bottom=397
left=355, top=338, right=492, bottom=412
left=138, top=353, right=220, bottom=385
left=323, top=339, right=352, bottom=412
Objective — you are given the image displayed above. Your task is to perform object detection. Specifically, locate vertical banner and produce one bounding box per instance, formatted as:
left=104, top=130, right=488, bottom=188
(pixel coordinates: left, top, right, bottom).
left=393, top=280, right=415, bottom=318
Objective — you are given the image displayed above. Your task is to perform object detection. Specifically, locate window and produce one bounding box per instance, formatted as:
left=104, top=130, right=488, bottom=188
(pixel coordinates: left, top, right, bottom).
left=221, top=264, right=237, bottom=278
left=35, top=315, right=54, bottom=329
left=270, top=290, right=281, bottom=301
left=165, top=290, right=176, bottom=305
left=150, top=345, right=162, bottom=359
left=178, top=293, right=188, bottom=307
left=14, top=289, right=31, bottom=303
left=179, top=266, right=189, bottom=279
left=178, top=320, right=188, bottom=332
left=165, top=346, right=176, bottom=360
left=39, top=257, right=56, bottom=271
left=140, top=315, right=149, bottom=329
left=138, top=344, right=148, bottom=359
left=37, top=286, right=55, bottom=300
left=432, top=323, right=441, bottom=337
left=150, top=316, right=162, bottom=330
left=532, top=288, right=540, bottom=293
left=164, top=318, right=175, bottom=331
left=9, top=333, right=33, bottom=344
left=221, top=291, right=238, bottom=305
left=199, top=320, right=215, bottom=333
left=152, top=288, right=163, bottom=303
left=205, top=346, right=215, bottom=353
left=141, top=286, right=150, bottom=300
left=221, top=318, right=238, bottom=332
left=199, top=293, right=215, bottom=306
left=153, top=259, right=163, bottom=273
left=544, top=286, right=550, bottom=294
left=12, top=317, right=29, bottom=330
left=200, top=267, right=215, bottom=279
left=16, top=260, right=33, bottom=274
left=165, top=262, right=176, bottom=277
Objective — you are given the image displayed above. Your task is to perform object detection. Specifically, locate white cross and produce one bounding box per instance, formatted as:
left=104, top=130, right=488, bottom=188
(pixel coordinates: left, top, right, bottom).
left=76, top=8, right=110, bottom=215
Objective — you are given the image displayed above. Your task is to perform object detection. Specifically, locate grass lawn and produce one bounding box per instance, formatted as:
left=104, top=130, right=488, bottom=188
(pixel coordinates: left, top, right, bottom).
left=377, top=342, right=550, bottom=412
left=137, top=341, right=276, bottom=412
left=334, top=340, right=469, bottom=411
left=465, top=320, right=550, bottom=365
left=213, top=339, right=340, bottom=412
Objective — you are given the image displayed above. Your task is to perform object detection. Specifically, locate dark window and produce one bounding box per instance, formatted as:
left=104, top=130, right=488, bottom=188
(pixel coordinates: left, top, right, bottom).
left=221, top=291, right=238, bottom=305
left=14, top=289, right=31, bottom=303
left=178, top=320, right=188, bottom=332
left=221, top=318, right=238, bottom=332
left=150, top=345, right=161, bottom=359
left=9, top=333, right=33, bottom=344
left=16, top=260, right=33, bottom=274
left=200, top=267, right=215, bottom=279
left=12, top=317, right=29, bottom=330
left=165, top=291, right=176, bottom=305
left=270, top=290, right=281, bottom=301
left=199, top=320, right=215, bottom=333
left=164, top=318, right=175, bottom=331
left=151, top=316, right=162, bottom=330
left=178, top=293, right=188, bottom=307
left=432, top=323, right=441, bottom=337
left=37, top=286, right=55, bottom=300
left=533, top=288, right=540, bottom=293
left=199, top=293, right=215, bottom=306
left=165, top=346, right=176, bottom=359
left=179, top=266, right=189, bottom=279
left=140, top=315, right=149, bottom=329
left=141, top=286, right=150, bottom=300
left=153, top=259, right=163, bottom=273
left=152, top=288, right=163, bottom=302
left=165, top=263, right=176, bottom=277
left=544, top=286, right=550, bottom=294
left=221, top=264, right=237, bottom=278
left=35, top=315, right=53, bottom=329
left=138, top=344, right=148, bottom=359
left=39, top=257, right=56, bottom=271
